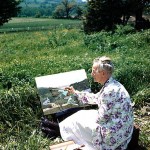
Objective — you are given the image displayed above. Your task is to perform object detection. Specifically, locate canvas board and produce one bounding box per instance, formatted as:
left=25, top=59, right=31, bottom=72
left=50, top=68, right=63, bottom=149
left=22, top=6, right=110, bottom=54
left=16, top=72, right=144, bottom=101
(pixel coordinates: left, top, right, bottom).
left=35, top=69, right=91, bottom=115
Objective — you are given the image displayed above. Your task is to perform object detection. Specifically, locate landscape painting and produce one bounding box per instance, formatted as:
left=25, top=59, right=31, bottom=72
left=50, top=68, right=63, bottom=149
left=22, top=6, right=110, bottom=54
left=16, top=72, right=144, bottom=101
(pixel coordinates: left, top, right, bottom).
left=35, top=69, right=91, bottom=115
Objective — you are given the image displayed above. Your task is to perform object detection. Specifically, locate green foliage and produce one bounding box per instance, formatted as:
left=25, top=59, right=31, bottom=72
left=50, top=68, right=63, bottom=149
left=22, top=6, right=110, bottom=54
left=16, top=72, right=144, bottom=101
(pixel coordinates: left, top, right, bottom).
left=84, top=26, right=150, bottom=98
left=0, top=19, right=149, bottom=148
left=84, top=31, right=111, bottom=52
left=84, top=0, right=123, bottom=33
left=0, top=84, right=42, bottom=147
left=0, top=83, right=40, bottom=124
left=84, top=0, right=150, bottom=33
left=47, top=26, right=81, bottom=48
left=0, top=0, right=21, bottom=25
left=0, top=18, right=82, bottom=33
left=19, top=5, right=55, bottom=17
left=132, top=88, right=150, bottom=106
left=53, top=0, right=77, bottom=19
left=1, top=130, right=51, bottom=150
left=19, top=0, right=86, bottom=18
left=114, top=25, right=135, bottom=35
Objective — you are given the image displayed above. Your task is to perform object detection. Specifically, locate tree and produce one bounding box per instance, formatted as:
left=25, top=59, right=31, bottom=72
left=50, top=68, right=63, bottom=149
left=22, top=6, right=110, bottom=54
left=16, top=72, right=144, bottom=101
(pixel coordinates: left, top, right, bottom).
left=53, top=0, right=76, bottom=19
left=76, top=5, right=83, bottom=18
left=121, top=0, right=150, bottom=29
left=84, top=0, right=150, bottom=33
left=84, top=0, right=123, bottom=33
left=0, top=0, right=21, bottom=26
left=62, top=0, right=76, bottom=18
left=53, top=5, right=65, bottom=18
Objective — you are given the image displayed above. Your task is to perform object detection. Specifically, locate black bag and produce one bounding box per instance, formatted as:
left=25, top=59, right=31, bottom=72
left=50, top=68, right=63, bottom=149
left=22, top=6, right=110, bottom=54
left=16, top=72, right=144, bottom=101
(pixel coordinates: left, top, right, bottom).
left=40, top=116, right=60, bottom=139
left=40, top=107, right=83, bottom=139
left=127, top=125, right=140, bottom=150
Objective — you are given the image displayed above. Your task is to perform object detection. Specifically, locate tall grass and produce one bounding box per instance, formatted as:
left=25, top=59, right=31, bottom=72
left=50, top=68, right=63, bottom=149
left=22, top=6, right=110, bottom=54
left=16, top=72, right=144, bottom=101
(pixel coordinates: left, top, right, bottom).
left=84, top=25, right=150, bottom=99
left=0, top=22, right=149, bottom=149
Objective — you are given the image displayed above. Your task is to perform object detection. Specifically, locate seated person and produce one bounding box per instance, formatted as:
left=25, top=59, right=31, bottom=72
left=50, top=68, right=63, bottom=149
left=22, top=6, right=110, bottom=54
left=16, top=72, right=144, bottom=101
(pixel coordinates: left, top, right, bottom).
left=42, top=56, right=134, bottom=150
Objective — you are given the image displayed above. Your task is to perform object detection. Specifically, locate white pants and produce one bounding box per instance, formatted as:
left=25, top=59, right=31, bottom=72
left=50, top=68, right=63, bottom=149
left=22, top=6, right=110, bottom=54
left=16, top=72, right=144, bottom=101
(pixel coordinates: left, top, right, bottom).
left=59, top=110, right=99, bottom=150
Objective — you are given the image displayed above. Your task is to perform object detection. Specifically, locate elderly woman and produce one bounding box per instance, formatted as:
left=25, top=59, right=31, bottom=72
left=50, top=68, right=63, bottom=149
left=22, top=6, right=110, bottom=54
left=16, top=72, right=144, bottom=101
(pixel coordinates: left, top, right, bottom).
left=59, top=56, right=134, bottom=150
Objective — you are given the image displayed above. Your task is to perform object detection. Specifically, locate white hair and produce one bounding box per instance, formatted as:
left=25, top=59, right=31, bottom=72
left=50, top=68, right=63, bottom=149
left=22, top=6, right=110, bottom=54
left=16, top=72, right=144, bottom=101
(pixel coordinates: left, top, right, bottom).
left=93, top=56, right=114, bottom=74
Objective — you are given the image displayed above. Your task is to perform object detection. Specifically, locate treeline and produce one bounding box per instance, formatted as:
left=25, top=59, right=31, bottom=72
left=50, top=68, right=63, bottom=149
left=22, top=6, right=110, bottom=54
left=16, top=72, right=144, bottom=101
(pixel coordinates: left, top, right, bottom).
left=18, top=0, right=86, bottom=18
left=0, top=0, right=149, bottom=31
left=18, top=4, right=56, bottom=18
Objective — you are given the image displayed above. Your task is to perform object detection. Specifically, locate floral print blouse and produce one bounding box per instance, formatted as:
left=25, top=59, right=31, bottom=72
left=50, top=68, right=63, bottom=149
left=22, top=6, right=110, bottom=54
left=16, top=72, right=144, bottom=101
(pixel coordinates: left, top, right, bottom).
left=75, top=77, right=134, bottom=150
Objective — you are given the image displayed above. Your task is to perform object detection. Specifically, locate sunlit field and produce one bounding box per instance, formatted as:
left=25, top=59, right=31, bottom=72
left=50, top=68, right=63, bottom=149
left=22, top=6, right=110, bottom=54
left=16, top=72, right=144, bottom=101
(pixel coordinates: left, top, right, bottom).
left=0, top=17, right=82, bottom=32
left=0, top=18, right=149, bottom=149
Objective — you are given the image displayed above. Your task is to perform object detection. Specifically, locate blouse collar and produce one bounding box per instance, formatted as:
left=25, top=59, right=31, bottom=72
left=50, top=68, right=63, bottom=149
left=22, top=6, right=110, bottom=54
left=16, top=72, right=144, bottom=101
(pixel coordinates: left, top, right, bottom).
left=104, top=76, right=113, bottom=86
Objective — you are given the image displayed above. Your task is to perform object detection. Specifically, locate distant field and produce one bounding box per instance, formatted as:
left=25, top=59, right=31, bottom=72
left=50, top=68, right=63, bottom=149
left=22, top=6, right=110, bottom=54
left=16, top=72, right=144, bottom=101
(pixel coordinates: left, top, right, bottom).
left=0, top=17, right=83, bottom=32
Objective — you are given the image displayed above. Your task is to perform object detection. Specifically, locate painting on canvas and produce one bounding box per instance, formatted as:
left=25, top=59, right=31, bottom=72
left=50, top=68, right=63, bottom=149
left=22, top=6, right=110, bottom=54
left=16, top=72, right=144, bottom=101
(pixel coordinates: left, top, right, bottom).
left=35, top=69, right=91, bottom=115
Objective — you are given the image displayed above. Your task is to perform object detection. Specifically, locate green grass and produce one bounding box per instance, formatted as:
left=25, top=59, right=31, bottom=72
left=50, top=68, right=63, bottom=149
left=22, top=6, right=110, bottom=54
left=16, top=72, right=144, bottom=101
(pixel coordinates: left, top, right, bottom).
left=0, top=17, right=82, bottom=32
left=0, top=18, right=150, bottom=149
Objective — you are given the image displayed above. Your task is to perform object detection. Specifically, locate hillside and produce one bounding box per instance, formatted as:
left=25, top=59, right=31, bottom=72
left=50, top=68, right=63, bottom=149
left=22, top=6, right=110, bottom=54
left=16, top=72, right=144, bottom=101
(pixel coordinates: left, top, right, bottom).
left=0, top=17, right=149, bottom=149
left=21, top=0, right=85, bottom=7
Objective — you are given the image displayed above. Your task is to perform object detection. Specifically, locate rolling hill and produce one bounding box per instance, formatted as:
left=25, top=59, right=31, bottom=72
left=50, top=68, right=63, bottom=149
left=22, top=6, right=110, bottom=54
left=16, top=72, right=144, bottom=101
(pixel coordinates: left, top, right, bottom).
left=21, top=0, right=85, bottom=7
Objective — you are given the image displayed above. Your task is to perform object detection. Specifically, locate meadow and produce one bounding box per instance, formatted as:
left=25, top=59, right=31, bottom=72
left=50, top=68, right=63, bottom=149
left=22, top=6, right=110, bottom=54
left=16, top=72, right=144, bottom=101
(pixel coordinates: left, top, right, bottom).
left=0, top=18, right=150, bottom=149
left=0, top=17, right=82, bottom=32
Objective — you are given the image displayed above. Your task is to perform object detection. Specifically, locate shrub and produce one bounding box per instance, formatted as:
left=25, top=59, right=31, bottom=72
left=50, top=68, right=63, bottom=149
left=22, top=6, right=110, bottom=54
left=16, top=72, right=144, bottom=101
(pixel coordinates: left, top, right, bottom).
left=132, top=87, right=150, bottom=107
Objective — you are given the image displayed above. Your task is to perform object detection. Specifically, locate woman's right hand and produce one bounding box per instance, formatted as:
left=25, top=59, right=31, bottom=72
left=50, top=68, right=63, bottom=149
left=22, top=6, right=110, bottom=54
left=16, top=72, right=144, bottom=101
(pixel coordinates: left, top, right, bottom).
left=65, top=86, right=75, bottom=95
